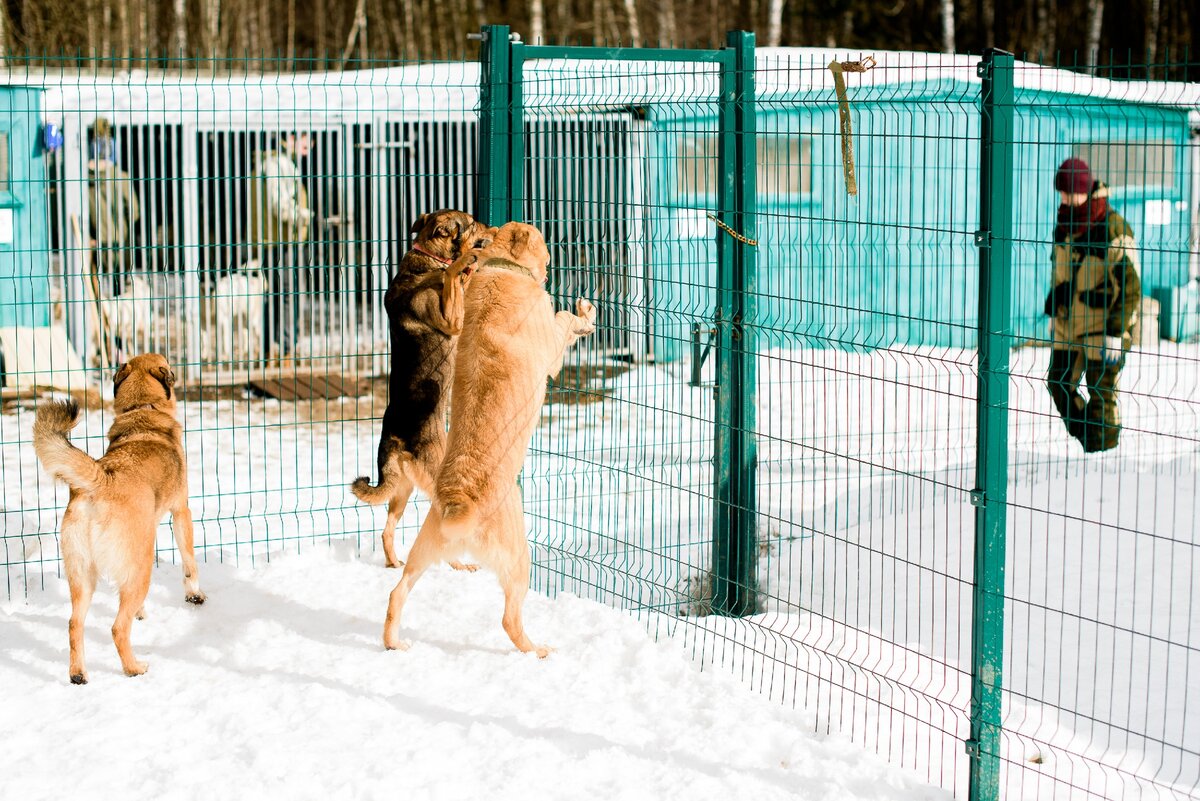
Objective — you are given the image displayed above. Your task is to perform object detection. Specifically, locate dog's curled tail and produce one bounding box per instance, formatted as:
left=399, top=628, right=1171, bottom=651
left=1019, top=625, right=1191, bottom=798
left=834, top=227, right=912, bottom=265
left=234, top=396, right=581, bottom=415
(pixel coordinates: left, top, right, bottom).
left=439, top=495, right=479, bottom=543
left=350, top=446, right=410, bottom=505
left=33, top=399, right=104, bottom=493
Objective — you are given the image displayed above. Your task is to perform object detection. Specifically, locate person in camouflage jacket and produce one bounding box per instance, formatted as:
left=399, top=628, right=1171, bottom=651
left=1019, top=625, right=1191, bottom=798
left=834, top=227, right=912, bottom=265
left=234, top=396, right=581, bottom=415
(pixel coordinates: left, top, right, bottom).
left=1044, top=157, right=1141, bottom=453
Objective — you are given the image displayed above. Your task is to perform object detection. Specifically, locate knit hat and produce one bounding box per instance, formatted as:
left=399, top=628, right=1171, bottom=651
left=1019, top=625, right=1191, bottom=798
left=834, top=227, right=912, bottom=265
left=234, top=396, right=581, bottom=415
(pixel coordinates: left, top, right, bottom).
left=1055, top=157, right=1092, bottom=195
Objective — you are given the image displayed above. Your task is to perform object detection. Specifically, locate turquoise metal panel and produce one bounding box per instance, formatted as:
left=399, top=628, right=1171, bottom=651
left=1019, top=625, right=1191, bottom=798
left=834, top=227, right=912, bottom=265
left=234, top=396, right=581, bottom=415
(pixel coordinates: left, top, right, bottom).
left=0, top=86, right=50, bottom=329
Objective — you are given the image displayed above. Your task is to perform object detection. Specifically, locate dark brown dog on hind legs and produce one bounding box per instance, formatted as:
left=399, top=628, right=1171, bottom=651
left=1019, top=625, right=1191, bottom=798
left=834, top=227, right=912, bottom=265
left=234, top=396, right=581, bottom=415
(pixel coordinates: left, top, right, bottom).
left=382, top=222, right=597, bottom=657
left=33, top=353, right=204, bottom=684
left=351, top=209, right=491, bottom=568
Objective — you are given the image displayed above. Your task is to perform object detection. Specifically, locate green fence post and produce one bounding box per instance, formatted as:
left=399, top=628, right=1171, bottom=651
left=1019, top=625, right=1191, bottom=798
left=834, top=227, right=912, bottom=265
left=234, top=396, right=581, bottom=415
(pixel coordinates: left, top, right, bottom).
left=969, top=47, right=1014, bottom=801
left=507, top=38, right=526, bottom=224
left=476, top=24, right=511, bottom=226
left=711, top=30, right=758, bottom=617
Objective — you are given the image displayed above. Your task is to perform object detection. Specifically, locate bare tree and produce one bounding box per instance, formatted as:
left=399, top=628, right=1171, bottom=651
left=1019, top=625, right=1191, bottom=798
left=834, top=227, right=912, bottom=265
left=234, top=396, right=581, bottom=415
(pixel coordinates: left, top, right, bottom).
left=657, top=0, right=678, bottom=44
left=1146, top=0, right=1161, bottom=67
left=941, top=0, right=955, bottom=53
left=173, top=0, right=187, bottom=58
left=622, top=0, right=641, bottom=45
left=287, top=0, right=297, bottom=67
left=765, top=0, right=784, bottom=47
left=204, top=0, right=220, bottom=63
left=530, top=0, right=545, bottom=43
left=340, top=0, right=368, bottom=67
left=1086, top=0, right=1104, bottom=72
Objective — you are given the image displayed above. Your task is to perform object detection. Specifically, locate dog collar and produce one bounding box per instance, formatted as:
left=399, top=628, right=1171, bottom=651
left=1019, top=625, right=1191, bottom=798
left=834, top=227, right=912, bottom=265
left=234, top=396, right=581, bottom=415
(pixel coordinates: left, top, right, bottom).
left=411, top=244, right=454, bottom=266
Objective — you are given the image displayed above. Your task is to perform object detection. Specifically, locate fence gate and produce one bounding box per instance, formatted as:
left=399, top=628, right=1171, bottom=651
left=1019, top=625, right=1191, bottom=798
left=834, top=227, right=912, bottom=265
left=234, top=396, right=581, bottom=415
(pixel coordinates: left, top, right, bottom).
left=475, top=26, right=760, bottom=625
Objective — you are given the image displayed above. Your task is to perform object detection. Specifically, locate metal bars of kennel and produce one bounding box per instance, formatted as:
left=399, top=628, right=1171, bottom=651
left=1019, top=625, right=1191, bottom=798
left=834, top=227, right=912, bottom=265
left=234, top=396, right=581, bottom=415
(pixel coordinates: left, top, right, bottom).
left=475, top=25, right=761, bottom=619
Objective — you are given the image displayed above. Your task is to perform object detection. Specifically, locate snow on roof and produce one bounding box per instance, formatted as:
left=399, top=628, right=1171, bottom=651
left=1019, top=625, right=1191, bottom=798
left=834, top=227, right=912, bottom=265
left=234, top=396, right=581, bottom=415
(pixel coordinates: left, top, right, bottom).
left=3, top=47, right=1195, bottom=126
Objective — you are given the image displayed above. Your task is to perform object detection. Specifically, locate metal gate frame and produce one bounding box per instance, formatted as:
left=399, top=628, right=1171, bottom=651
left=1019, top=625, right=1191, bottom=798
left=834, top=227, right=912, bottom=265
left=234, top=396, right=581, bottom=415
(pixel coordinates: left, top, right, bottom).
left=475, top=25, right=761, bottom=622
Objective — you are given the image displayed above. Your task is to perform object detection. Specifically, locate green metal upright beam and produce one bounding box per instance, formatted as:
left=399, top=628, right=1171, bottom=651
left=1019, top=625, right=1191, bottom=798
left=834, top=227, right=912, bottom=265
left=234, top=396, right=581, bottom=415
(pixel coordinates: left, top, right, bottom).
left=969, top=47, right=1014, bottom=801
left=506, top=40, right=526, bottom=224
left=476, top=24, right=512, bottom=226
left=710, top=30, right=758, bottom=617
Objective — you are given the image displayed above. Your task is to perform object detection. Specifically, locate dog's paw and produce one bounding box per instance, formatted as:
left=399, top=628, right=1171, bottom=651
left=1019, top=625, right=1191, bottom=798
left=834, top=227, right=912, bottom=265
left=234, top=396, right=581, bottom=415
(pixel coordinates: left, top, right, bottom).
left=185, top=591, right=207, bottom=605
left=575, top=298, right=597, bottom=327
left=534, top=645, right=554, bottom=659
left=449, top=561, right=480, bottom=572
left=135, top=607, right=147, bottom=621
left=123, top=661, right=149, bottom=677
left=69, top=672, right=88, bottom=685
left=383, top=637, right=412, bottom=652
left=385, top=559, right=406, bottom=569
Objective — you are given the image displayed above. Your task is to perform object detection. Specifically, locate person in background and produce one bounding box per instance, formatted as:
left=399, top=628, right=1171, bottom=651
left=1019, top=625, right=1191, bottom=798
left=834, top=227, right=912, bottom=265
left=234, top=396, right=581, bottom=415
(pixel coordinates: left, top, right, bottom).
left=249, top=131, right=314, bottom=360
left=87, top=117, right=140, bottom=295
left=1044, top=157, right=1142, bottom=453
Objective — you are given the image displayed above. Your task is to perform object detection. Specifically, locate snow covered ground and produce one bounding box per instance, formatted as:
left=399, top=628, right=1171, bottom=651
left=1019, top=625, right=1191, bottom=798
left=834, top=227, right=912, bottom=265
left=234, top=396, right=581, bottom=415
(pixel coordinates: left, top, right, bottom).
left=0, top=548, right=949, bottom=801
left=1, top=342, right=1196, bottom=799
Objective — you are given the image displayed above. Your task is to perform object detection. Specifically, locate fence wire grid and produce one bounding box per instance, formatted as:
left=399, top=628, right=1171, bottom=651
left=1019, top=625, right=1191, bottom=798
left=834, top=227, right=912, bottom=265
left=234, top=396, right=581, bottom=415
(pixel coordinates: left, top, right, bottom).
left=0, top=38, right=1196, bottom=801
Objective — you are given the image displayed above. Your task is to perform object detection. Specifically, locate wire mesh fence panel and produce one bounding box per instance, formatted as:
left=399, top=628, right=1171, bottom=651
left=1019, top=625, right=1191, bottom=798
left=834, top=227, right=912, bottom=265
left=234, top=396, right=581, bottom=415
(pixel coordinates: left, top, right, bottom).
left=999, top=58, right=1200, bottom=801
left=515, top=52, right=723, bottom=624
left=0, top=57, right=485, bottom=590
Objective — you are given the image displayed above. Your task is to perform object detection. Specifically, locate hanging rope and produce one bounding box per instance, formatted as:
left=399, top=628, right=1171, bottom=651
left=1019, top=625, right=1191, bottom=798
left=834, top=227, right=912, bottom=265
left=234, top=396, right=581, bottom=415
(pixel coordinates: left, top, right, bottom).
left=828, top=56, right=877, bottom=196
left=707, top=213, right=758, bottom=247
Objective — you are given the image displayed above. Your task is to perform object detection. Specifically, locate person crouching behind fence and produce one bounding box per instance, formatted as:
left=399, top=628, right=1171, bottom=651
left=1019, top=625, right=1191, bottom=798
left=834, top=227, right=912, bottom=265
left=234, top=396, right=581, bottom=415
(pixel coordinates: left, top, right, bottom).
left=1044, top=157, right=1141, bottom=453
left=249, top=131, right=314, bottom=362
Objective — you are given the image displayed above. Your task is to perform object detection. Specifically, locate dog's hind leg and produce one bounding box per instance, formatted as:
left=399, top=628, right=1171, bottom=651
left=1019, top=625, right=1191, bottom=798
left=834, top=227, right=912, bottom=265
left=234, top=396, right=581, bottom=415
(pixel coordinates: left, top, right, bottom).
left=493, top=498, right=550, bottom=658
left=381, top=475, right=414, bottom=569
left=171, top=503, right=206, bottom=604
left=382, top=514, right=441, bottom=650
left=113, top=563, right=152, bottom=677
left=499, top=551, right=550, bottom=659
left=62, top=512, right=98, bottom=684
left=65, top=558, right=97, bottom=684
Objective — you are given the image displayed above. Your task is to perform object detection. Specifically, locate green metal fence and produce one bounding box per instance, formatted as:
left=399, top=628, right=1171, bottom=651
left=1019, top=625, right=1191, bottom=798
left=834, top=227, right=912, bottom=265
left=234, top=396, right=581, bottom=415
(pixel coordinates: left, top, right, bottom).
left=0, top=37, right=1197, bottom=801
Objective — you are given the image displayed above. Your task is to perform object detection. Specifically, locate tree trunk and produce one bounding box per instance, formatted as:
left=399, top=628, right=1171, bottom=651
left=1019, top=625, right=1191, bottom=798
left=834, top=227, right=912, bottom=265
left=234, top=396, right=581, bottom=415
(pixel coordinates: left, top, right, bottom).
left=658, top=0, right=677, bottom=45
left=530, top=0, right=545, bottom=44
left=316, top=0, right=326, bottom=64
left=1087, top=2, right=1104, bottom=60
left=118, top=0, right=129, bottom=61
left=765, top=0, right=784, bottom=47
left=287, top=0, right=297, bottom=68
left=1146, top=0, right=1161, bottom=67
left=173, top=0, right=187, bottom=58
left=339, top=0, right=368, bottom=67
left=205, top=0, right=220, bottom=63
left=941, top=0, right=955, bottom=53
left=976, top=0, right=993, bottom=49
left=622, top=0, right=641, bottom=46
left=101, top=0, right=111, bottom=60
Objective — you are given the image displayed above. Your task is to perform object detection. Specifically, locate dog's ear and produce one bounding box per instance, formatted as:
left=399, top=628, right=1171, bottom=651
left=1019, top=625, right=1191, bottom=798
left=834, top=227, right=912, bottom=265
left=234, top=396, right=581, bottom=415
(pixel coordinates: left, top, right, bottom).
left=471, top=235, right=493, bottom=250
left=112, top=362, right=132, bottom=392
left=507, top=227, right=532, bottom=260
left=408, top=213, right=429, bottom=237
left=150, top=366, right=175, bottom=399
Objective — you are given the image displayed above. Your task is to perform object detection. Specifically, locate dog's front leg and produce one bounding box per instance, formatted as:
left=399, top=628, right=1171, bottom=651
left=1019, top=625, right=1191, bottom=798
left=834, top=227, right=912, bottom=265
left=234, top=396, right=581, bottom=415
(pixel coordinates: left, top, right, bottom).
left=171, top=503, right=206, bottom=604
left=545, top=298, right=597, bottom=378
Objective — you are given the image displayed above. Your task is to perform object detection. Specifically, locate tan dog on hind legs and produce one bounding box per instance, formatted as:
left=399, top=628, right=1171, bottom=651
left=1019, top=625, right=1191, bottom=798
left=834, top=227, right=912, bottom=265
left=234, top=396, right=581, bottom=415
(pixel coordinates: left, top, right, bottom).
left=382, top=222, right=597, bottom=657
left=33, top=353, right=204, bottom=684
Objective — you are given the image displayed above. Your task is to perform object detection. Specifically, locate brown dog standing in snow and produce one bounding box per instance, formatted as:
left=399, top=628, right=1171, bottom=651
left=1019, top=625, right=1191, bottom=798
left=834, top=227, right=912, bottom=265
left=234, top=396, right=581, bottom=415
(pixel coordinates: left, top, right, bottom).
left=33, top=353, right=204, bottom=683
left=382, top=222, right=596, bottom=657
